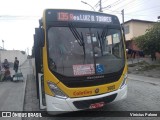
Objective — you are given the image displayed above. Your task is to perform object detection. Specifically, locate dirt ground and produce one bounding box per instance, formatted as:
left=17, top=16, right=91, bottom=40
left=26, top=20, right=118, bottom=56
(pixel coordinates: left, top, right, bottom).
left=128, top=57, right=160, bottom=78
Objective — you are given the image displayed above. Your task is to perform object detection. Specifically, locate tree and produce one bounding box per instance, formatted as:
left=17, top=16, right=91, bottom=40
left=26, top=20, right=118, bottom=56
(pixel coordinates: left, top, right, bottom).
left=134, top=22, right=160, bottom=55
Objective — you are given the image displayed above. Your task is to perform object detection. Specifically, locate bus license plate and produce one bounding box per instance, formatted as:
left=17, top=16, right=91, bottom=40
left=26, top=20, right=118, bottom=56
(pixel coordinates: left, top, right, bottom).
left=89, top=102, right=105, bottom=109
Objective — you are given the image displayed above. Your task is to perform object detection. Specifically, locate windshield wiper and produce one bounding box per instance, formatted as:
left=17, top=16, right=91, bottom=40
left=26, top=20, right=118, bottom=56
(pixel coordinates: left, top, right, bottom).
left=96, top=26, right=108, bottom=56
left=69, top=23, right=83, bottom=46
left=97, top=31, right=103, bottom=56
left=101, top=26, right=108, bottom=41
left=69, top=23, right=86, bottom=62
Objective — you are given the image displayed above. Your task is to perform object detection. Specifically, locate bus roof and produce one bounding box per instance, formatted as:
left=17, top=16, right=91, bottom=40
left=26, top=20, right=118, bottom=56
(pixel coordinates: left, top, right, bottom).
left=44, top=9, right=120, bottom=25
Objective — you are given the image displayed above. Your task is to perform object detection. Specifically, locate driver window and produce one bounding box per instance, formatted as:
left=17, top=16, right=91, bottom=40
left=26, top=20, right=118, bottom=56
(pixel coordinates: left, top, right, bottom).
left=112, top=32, right=122, bottom=58
left=104, top=29, right=122, bottom=58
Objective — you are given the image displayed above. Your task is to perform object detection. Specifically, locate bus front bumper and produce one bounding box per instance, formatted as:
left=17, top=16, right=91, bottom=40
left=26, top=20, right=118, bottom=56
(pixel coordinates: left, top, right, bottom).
left=46, top=84, right=127, bottom=114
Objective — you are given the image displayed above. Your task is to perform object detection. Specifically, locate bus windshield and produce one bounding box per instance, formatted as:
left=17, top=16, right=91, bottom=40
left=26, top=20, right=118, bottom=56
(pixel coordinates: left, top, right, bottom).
left=48, top=26, right=125, bottom=77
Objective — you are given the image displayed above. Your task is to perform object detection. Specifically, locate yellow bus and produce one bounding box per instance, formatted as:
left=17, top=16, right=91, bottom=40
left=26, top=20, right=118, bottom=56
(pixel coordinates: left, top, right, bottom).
left=34, top=9, right=127, bottom=114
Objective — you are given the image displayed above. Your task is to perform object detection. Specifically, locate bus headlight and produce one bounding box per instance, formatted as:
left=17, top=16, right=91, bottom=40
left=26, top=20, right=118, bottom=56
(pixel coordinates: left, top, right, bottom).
left=48, top=82, right=68, bottom=99
left=120, top=73, right=128, bottom=89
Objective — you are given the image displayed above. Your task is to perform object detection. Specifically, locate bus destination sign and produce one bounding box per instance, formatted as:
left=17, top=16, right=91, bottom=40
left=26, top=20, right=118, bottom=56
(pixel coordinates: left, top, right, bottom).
left=57, top=12, right=112, bottom=23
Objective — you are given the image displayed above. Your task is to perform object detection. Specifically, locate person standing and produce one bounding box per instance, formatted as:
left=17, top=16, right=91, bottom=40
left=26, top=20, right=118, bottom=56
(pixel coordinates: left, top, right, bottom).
left=14, top=57, right=19, bottom=73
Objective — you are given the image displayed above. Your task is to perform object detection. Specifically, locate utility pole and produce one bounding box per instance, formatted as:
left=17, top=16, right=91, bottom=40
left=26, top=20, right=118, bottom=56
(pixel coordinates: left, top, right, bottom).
left=2, top=40, right=4, bottom=50
left=121, top=9, right=124, bottom=26
left=99, top=0, right=103, bottom=12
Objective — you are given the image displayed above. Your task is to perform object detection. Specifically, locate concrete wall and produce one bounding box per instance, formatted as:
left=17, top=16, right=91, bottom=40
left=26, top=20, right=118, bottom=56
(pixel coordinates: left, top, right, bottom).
left=0, top=50, right=27, bottom=66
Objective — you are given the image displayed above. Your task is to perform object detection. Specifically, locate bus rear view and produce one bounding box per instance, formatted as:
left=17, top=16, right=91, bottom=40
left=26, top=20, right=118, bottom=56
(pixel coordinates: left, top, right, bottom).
left=34, top=9, right=127, bottom=114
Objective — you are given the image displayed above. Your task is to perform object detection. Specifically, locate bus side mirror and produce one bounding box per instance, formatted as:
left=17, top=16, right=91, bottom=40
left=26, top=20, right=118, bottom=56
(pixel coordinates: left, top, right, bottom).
left=122, top=26, right=125, bottom=32
left=121, top=26, right=126, bottom=42
left=35, top=28, right=45, bottom=47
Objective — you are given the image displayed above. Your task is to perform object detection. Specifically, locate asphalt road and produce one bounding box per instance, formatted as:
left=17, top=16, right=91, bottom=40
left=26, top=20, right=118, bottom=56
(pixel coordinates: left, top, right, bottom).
left=23, top=75, right=160, bottom=120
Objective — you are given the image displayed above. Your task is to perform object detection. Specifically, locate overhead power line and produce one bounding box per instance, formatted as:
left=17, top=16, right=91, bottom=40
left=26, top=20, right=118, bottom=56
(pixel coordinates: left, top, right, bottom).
left=94, top=1, right=100, bottom=8
left=120, top=1, right=144, bottom=11
left=125, top=5, right=160, bottom=14
left=114, top=0, right=136, bottom=11
left=102, top=0, right=123, bottom=10
left=118, top=0, right=156, bottom=11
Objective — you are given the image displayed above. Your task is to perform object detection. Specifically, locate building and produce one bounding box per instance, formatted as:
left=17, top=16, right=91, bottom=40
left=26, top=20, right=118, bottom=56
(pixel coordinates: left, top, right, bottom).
left=123, top=19, right=156, bottom=50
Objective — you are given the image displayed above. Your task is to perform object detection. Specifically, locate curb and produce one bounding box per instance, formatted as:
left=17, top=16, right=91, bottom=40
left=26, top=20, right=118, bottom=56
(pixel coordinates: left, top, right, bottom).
left=22, top=75, right=27, bottom=110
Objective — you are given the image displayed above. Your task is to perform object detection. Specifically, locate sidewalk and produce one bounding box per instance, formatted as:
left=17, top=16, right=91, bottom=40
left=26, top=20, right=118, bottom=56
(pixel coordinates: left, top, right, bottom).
left=127, top=57, right=144, bottom=65
left=127, top=57, right=160, bottom=65
left=128, top=74, right=160, bottom=85
left=0, top=59, right=33, bottom=120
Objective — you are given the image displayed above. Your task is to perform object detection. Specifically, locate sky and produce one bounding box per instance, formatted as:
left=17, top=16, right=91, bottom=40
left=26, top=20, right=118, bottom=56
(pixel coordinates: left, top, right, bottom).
left=0, top=0, right=160, bottom=55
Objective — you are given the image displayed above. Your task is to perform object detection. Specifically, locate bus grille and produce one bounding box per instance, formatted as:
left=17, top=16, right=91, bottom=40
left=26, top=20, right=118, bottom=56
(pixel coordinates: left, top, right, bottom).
left=73, top=93, right=117, bottom=109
